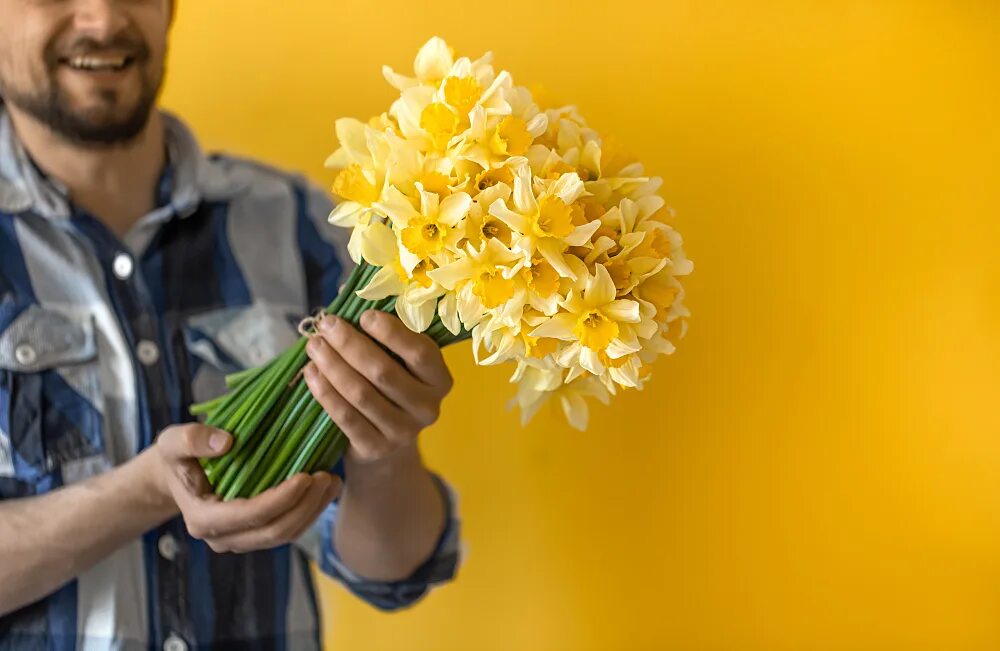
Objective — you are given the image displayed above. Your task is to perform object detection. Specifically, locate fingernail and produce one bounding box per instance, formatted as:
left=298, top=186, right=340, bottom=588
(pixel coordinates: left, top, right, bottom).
left=208, top=430, right=230, bottom=452
left=319, top=315, right=338, bottom=332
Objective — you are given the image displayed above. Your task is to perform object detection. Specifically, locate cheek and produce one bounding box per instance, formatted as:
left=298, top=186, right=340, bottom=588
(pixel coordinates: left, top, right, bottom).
left=0, top=30, right=48, bottom=89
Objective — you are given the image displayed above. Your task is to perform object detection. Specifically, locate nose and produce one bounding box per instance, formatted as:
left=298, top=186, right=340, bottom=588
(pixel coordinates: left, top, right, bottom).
left=72, top=0, right=130, bottom=42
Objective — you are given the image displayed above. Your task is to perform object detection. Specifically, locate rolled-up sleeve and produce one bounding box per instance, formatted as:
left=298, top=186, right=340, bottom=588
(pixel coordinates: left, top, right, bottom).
left=296, top=472, right=462, bottom=611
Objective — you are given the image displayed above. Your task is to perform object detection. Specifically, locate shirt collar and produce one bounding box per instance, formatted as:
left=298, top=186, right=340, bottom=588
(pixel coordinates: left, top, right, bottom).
left=0, top=103, right=249, bottom=219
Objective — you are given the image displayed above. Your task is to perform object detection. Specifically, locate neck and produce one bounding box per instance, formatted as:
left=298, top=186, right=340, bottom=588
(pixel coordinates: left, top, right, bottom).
left=7, top=107, right=166, bottom=239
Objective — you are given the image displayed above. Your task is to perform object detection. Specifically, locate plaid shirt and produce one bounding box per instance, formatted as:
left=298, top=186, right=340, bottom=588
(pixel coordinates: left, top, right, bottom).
left=0, top=105, right=461, bottom=651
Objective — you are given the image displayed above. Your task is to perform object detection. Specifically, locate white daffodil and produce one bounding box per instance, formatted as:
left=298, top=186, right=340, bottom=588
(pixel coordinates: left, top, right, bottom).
left=488, top=165, right=599, bottom=279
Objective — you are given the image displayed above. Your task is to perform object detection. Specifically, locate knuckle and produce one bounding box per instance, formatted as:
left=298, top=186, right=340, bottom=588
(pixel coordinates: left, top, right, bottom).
left=180, top=427, right=198, bottom=453
left=338, top=408, right=363, bottom=433
left=262, top=523, right=287, bottom=545
left=206, top=540, right=230, bottom=554
left=413, top=345, right=439, bottom=369
left=352, top=386, right=376, bottom=411
left=370, top=361, right=394, bottom=387
left=185, top=521, right=207, bottom=540
left=415, top=403, right=440, bottom=427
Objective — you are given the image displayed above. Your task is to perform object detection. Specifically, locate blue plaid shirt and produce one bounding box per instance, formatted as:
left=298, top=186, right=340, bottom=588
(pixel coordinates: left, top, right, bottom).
left=0, top=105, right=461, bottom=650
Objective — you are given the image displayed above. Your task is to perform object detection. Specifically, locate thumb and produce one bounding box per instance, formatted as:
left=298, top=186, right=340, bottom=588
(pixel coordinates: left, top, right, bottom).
left=158, top=424, right=233, bottom=461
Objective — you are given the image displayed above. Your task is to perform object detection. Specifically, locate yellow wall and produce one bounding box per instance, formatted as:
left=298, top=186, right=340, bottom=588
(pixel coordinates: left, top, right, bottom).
left=161, top=1, right=999, bottom=649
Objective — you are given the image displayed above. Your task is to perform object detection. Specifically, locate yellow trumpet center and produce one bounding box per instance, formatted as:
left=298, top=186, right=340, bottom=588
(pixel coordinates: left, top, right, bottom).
left=401, top=216, right=447, bottom=259
left=443, top=75, right=482, bottom=114
left=420, top=102, right=459, bottom=146
left=521, top=260, right=560, bottom=298
left=472, top=267, right=515, bottom=308
left=574, top=309, right=619, bottom=351
left=481, top=218, right=512, bottom=245
left=533, top=196, right=575, bottom=239
left=492, top=116, right=532, bottom=156
left=524, top=332, right=560, bottom=359
left=331, top=164, right=379, bottom=205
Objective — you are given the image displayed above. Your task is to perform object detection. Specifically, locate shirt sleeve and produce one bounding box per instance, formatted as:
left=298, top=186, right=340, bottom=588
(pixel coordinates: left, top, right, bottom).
left=290, top=178, right=463, bottom=610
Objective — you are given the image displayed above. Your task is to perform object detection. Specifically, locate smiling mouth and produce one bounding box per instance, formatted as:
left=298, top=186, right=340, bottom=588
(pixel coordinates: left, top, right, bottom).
left=59, top=54, right=135, bottom=72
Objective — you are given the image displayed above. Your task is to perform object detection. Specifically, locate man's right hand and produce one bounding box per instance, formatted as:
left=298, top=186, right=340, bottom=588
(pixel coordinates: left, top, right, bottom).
left=149, top=424, right=341, bottom=554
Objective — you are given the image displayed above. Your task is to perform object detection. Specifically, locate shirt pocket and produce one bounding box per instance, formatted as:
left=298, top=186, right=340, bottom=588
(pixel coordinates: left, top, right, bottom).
left=181, top=303, right=303, bottom=408
left=0, top=304, right=107, bottom=491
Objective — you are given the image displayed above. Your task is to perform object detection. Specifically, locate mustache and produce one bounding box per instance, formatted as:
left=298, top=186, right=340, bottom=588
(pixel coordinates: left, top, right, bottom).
left=45, top=33, right=151, bottom=65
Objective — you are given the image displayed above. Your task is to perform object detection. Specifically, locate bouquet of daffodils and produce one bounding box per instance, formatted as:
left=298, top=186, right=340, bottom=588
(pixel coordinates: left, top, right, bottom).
left=192, top=36, right=692, bottom=500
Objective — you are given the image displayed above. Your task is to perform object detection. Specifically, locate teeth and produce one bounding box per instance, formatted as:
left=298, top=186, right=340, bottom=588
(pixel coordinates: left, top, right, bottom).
left=68, top=56, right=128, bottom=71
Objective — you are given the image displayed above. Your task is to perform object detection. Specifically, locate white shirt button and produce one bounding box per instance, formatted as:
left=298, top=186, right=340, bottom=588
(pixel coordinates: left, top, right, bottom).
left=158, top=533, right=179, bottom=561
left=163, top=634, right=188, bottom=651
left=136, top=339, right=160, bottom=366
left=14, top=343, right=37, bottom=366
left=112, top=252, right=134, bottom=280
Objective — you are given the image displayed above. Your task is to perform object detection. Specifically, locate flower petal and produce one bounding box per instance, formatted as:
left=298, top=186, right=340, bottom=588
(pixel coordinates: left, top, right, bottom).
left=437, top=192, right=473, bottom=227
left=603, top=299, right=641, bottom=323
left=530, top=312, right=576, bottom=340
left=356, top=267, right=405, bottom=300
left=396, top=295, right=436, bottom=333
left=587, top=265, right=616, bottom=307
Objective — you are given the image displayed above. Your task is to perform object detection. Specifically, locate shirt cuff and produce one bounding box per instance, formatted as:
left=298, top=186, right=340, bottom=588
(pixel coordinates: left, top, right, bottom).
left=314, top=472, right=462, bottom=611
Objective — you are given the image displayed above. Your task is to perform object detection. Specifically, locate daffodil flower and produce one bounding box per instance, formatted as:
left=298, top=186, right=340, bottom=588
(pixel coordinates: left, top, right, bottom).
left=488, top=166, right=600, bottom=279
left=381, top=36, right=455, bottom=91
left=352, top=220, right=445, bottom=332
left=325, top=118, right=393, bottom=261
left=427, top=237, right=523, bottom=335
left=510, top=365, right=611, bottom=431
left=373, top=183, right=472, bottom=273
left=530, top=264, right=647, bottom=376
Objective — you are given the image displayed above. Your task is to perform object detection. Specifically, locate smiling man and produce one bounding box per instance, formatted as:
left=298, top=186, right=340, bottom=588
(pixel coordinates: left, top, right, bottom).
left=0, top=1, right=460, bottom=649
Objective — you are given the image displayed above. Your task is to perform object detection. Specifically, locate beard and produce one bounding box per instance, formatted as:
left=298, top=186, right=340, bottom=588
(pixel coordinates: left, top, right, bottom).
left=0, top=33, right=163, bottom=147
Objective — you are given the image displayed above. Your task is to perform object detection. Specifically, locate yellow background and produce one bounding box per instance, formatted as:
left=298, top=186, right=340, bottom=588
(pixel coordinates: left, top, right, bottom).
left=162, top=1, right=999, bottom=649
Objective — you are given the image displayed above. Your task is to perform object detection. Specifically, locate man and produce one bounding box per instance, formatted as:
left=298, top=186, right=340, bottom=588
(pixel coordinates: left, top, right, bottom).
left=0, top=1, right=461, bottom=649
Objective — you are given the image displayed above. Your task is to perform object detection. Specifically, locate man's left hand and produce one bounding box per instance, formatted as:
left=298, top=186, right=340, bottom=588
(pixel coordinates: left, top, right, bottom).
left=303, top=310, right=453, bottom=465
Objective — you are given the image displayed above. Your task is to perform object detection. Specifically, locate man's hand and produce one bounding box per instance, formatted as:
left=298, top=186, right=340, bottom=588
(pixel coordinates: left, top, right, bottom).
left=151, top=424, right=341, bottom=554
left=302, top=310, right=453, bottom=465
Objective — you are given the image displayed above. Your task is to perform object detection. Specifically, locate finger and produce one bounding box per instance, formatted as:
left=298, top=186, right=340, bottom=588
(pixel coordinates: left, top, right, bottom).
left=206, top=473, right=341, bottom=553
left=305, top=337, right=421, bottom=443
left=302, top=361, right=398, bottom=458
left=157, top=423, right=233, bottom=461
left=179, top=473, right=313, bottom=540
left=172, top=458, right=213, bottom=497
left=359, top=310, right=453, bottom=393
left=316, top=314, right=435, bottom=411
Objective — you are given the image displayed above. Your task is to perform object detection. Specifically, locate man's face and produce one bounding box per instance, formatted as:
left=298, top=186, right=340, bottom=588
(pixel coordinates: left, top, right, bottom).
left=0, top=0, right=172, bottom=147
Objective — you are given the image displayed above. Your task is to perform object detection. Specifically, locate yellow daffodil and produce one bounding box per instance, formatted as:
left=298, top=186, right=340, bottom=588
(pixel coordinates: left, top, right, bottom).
left=355, top=220, right=445, bottom=332
left=488, top=165, right=599, bottom=279
left=530, top=264, right=648, bottom=376
left=511, top=366, right=610, bottom=431
left=373, top=183, right=472, bottom=272
left=427, top=238, right=523, bottom=332
left=317, top=36, right=692, bottom=431
left=382, top=36, right=455, bottom=91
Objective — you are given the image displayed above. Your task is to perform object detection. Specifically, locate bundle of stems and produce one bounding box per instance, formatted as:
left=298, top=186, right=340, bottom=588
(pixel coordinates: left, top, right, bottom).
left=190, top=262, right=470, bottom=500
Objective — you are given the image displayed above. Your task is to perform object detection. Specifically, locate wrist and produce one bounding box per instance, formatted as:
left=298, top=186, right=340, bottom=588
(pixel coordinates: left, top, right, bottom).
left=131, top=447, right=179, bottom=520
left=343, top=441, right=425, bottom=485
